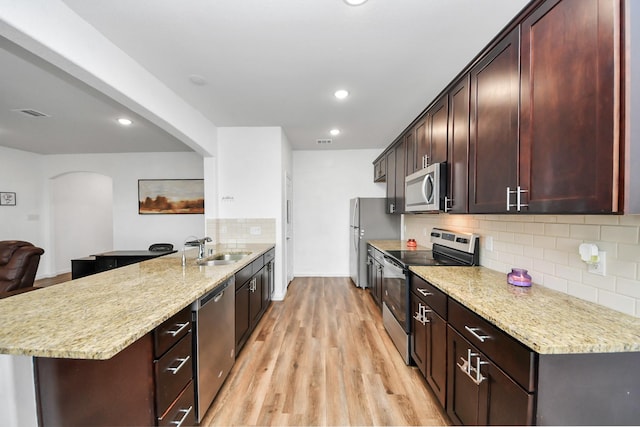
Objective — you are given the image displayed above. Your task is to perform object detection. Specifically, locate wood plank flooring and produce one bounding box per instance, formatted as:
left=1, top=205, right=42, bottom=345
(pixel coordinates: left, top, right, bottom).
left=201, top=277, right=450, bottom=426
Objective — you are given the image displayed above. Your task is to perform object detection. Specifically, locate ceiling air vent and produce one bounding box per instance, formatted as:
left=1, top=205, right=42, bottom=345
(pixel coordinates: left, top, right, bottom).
left=316, top=139, right=333, bottom=145
left=12, top=108, right=50, bottom=118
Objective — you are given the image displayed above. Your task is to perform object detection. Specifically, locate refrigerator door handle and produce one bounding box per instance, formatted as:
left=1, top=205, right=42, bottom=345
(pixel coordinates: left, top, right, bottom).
left=352, top=198, right=358, bottom=228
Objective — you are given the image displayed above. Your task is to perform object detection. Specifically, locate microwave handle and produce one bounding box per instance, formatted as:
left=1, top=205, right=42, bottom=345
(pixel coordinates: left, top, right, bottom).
left=422, top=174, right=434, bottom=204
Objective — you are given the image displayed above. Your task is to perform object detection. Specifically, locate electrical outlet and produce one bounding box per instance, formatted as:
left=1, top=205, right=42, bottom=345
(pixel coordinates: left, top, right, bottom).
left=250, top=226, right=262, bottom=235
left=588, top=251, right=606, bottom=276
left=485, top=236, right=494, bottom=252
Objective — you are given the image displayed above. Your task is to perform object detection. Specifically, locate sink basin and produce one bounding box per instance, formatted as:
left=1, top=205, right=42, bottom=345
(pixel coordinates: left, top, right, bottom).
left=210, top=252, right=252, bottom=261
left=197, top=251, right=252, bottom=266
left=198, top=259, right=237, bottom=266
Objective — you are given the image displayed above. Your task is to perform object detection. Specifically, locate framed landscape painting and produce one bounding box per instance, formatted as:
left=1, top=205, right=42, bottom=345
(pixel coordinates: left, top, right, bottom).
left=138, top=179, right=204, bottom=214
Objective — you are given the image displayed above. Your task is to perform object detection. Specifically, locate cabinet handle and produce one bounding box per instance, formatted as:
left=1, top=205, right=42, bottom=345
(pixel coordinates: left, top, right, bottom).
left=165, top=322, right=190, bottom=337
left=169, top=406, right=193, bottom=427
left=416, top=288, right=433, bottom=297
left=465, top=326, right=490, bottom=343
left=166, top=356, right=191, bottom=375
left=444, top=196, right=452, bottom=213
left=456, top=349, right=487, bottom=385
left=507, top=186, right=529, bottom=211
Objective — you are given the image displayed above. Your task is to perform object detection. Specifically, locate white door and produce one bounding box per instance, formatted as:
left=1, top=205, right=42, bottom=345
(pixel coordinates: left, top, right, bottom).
left=286, top=173, right=293, bottom=285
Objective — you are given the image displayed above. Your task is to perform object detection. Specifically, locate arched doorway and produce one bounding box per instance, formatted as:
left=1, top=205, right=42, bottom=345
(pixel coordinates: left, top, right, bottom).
left=50, top=172, right=113, bottom=275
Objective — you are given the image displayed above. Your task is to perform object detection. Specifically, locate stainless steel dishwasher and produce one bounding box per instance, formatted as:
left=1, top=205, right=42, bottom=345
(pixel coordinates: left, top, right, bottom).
left=191, top=276, right=235, bottom=422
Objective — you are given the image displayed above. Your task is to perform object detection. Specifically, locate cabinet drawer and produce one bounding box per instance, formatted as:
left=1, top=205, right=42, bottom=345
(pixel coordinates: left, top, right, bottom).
left=154, top=305, right=191, bottom=357
left=157, top=380, right=195, bottom=427
left=235, top=264, right=254, bottom=290
left=448, top=299, right=536, bottom=392
left=411, top=274, right=447, bottom=319
left=155, top=332, right=193, bottom=416
left=263, top=248, right=275, bottom=264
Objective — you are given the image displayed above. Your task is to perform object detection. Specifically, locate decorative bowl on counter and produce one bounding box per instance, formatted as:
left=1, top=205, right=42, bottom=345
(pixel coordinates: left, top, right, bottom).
left=507, top=268, right=532, bottom=287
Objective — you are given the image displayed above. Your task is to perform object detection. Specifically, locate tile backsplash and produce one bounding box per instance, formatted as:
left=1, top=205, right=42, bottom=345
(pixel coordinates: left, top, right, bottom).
left=404, top=214, right=640, bottom=317
left=206, top=218, right=276, bottom=244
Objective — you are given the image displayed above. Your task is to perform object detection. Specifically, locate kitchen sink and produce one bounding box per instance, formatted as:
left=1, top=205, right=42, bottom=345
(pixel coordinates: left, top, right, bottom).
left=210, top=251, right=252, bottom=261
left=197, top=251, right=252, bottom=266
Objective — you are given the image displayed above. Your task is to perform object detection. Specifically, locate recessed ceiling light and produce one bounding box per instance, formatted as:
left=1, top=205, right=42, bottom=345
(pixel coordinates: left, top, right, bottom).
left=330, top=129, right=341, bottom=136
left=117, top=118, right=133, bottom=126
left=344, top=0, right=368, bottom=5
left=334, top=89, right=349, bottom=100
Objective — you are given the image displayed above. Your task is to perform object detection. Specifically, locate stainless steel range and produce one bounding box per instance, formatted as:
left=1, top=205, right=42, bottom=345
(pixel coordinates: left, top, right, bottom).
left=381, top=228, right=479, bottom=364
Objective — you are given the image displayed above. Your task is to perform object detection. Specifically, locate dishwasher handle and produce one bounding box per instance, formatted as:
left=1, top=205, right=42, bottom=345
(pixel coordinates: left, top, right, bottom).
left=197, top=278, right=233, bottom=308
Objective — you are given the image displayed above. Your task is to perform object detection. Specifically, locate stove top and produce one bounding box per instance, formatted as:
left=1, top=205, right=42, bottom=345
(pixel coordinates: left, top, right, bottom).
left=384, top=250, right=466, bottom=267
left=385, top=228, right=480, bottom=267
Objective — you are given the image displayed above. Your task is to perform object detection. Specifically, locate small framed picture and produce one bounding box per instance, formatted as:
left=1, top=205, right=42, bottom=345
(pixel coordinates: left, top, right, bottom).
left=0, top=192, right=16, bottom=206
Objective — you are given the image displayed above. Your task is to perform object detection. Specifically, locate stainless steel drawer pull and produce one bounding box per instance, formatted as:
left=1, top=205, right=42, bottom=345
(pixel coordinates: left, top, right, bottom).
left=417, top=288, right=433, bottom=297
left=465, top=326, right=489, bottom=342
left=170, top=406, right=193, bottom=427
left=166, top=356, right=191, bottom=375
left=456, top=349, right=487, bottom=385
left=165, top=322, right=190, bottom=337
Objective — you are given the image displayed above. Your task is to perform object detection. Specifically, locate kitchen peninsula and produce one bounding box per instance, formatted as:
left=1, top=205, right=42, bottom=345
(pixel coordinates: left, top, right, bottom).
left=0, top=243, right=274, bottom=426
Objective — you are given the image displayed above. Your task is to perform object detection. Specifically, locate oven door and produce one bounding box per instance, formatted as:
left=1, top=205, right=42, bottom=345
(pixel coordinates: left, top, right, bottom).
left=381, top=255, right=408, bottom=330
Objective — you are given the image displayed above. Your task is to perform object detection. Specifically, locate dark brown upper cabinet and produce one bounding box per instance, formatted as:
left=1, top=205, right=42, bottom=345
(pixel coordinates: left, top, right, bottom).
left=519, top=0, right=620, bottom=213
left=446, top=75, right=470, bottom=213
left=415, top=95, right=449, bottom=171
left=468, top=28, right=520, bottom=213
left=405, top=127, right=417, bottom=176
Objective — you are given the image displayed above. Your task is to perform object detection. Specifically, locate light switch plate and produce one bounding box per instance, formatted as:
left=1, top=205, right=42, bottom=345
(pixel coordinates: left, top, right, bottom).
left=250, top=226, right=262, bottom=235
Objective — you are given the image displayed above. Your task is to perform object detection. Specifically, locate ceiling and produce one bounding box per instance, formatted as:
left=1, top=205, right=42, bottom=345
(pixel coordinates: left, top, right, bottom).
left=1, top=0, right=530, bottom=154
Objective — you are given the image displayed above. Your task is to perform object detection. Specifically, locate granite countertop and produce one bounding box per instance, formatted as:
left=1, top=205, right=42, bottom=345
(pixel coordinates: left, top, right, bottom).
left=410, top=266, right=640, bottom=355
left=0, top=243, right=274, bottom=360
left=368, top=240, right=640, bottom=355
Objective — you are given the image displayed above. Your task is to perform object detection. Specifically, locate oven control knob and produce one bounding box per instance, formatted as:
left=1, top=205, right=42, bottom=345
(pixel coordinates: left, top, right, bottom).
left=456, top=238, right=469, bottom=244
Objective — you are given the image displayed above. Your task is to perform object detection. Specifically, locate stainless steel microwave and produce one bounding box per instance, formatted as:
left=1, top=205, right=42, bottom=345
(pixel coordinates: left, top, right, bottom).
left=405, top=162, right=447, bottom=212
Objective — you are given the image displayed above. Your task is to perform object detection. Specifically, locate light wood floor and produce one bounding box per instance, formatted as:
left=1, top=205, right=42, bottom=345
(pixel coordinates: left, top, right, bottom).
left=201, top=277, right=450, bottom=426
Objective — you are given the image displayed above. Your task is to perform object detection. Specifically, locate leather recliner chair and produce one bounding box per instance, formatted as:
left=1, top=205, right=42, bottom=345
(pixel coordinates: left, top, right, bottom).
left=0, top=240, right=45, bottom=298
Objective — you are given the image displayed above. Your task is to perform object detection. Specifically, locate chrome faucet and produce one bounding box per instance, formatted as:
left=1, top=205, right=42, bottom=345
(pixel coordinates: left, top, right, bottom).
left=185, top=236, right=212, bottom=260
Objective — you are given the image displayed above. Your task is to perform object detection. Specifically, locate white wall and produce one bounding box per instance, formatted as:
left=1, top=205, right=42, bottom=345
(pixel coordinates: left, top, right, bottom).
left=211, top=127, right=293, bottom=300
left=292, top=149, right=386, bottom=276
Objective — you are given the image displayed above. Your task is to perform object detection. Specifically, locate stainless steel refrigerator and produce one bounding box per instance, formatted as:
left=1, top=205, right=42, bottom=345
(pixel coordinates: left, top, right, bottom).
left=349, top=197, right=400, bottom=288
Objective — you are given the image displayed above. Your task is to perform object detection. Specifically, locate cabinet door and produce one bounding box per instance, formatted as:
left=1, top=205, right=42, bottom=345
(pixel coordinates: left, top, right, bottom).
left=235, top=281, right=250, bottom=352
left=410, top=295, right=427, bottom=375
left=414, top=118, right=428, bottom=170
left=261, top=262, right=271, bottom=316
left=394, top=141, right=406, bottom=214
left=405, top=128, right=417, bottom=176
left=469, top=28, right=520, bottom=213
left=250, top=274, right=263, bottom=327
left=428, top=94, right=449, bottom=165
left=447, top=326, right=534, bottom=426
left=519, top=0, right=620, bottom=213
left=386, top=149, right=396, bottom=214
left=447, top=75, right=470, bottom=213
left=425, top=310, right=447, bottom=407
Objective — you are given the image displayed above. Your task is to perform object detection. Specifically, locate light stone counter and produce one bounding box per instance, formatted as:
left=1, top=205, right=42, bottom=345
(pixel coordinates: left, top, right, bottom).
left=0, top=243, right=274, bottom=360
left=410, top=266, right=640, bottom=355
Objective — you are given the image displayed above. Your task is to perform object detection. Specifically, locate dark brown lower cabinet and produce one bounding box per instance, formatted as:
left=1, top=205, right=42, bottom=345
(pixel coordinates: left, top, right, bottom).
left=410, top=296, right=447, bottom=407
left=447, top=326, right=535, bottom=426
left=34, top=306, right=195, bottom=427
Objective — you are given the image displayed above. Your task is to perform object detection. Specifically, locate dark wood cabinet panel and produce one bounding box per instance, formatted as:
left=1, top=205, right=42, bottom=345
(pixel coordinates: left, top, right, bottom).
left=394, top=141, right=406, bottom=214
left=235, top=280, right=251, bottom=352
left=446, top=75, right=470, bottom=213
left=385, top=149, right=396, bottom=214
left=447, top=326, right=534, bottom=426
left=428, top=95, right=449, bottom=166
left=519, top=0, right=620, bottom=213
left=373, top=156, right=386, bottom=182
left=469, top=28, right=520, bottom=213
left=414, top=119, right=428, bottom=170
left=425, top=310, right=447, bottom=407
left=405, top=129, right=417, bottom=176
